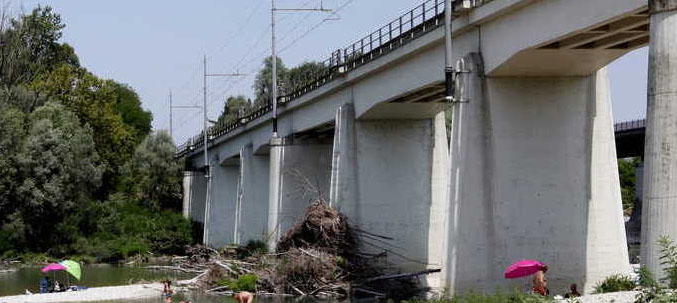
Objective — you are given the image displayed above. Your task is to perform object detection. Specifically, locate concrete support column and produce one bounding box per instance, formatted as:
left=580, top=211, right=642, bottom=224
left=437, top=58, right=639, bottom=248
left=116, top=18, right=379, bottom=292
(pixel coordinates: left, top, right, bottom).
left=446, top=53, right=630, bottom=294
left=207, top=161, right=240, bottom=247
left=641, top=0, right=677, bottom=277
left=182, top=171, right=195, bottom=219
left=330, top=103, right=359, bottom=210
left=585, top=68, right=631, bottom=292
left=267, top=137, right=332, bottom=249
left=188, top=172, right=207, bottom=224
left=328, top=104, right=449, bottom=290
left=239, top=145, right=270, bottom=244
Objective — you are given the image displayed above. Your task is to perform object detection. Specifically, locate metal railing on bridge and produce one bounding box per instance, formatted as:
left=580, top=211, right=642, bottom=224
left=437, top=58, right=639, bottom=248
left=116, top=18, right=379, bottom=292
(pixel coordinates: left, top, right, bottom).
left=176, top=0, right=494, bottom=158
left=614, top=119, right=645, bottom=133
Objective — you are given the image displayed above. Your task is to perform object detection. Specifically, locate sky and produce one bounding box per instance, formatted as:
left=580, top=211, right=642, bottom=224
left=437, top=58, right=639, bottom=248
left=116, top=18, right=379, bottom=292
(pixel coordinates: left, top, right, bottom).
left=11, top=0, right=648, bottom=144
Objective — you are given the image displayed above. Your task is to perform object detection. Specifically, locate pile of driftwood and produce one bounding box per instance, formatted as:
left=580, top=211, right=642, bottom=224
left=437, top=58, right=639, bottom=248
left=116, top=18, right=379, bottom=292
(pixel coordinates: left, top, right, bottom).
left=154, top=201, right=439, bottom=300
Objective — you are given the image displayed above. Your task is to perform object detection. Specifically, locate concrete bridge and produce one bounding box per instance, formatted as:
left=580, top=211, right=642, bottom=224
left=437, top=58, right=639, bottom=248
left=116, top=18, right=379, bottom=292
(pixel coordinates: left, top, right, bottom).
left=178, top=0, right=677, bottom=294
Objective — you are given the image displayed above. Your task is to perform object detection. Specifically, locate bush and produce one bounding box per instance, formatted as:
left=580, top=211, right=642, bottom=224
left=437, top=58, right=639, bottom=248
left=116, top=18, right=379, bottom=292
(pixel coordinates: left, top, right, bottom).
left=639, top=266, right=658, bottom=288
left=635, top=287, right=677, bottom=303
left=219, top=274, right=258, bottom=292
left=659, top=236, right=677, bottom=289
left=237, top=240, right=268, bottom=259
left=593, top=274, right=635, bottom=293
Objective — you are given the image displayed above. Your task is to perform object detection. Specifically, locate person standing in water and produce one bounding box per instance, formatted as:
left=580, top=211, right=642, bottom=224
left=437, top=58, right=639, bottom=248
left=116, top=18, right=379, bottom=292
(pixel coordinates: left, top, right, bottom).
left=532, top=265, right=549, bottom=296
left=233, top=291, right=254, bottom=303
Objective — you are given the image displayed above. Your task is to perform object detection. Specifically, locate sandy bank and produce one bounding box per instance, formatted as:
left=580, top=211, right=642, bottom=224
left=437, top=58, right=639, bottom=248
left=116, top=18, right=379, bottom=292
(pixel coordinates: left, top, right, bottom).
left=0, top=283, right=164, bottom=303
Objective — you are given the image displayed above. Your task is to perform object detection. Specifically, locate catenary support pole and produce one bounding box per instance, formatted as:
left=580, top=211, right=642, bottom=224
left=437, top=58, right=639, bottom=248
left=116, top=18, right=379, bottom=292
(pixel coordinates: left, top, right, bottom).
left=271, top=0, right=278, bottom=137
left=641, top=0, right=677, bottom=277
left=202, top=54, right=212, bottom=245
left=444, top=0, right=454, bottom=101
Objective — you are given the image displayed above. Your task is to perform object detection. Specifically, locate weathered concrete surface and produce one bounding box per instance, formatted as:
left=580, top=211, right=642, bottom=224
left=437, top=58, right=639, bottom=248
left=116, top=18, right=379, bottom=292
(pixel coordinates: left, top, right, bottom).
left=182, top=171, right=195, bottom=218
left=329, top=103, right=358, bottom=209
left=447, top=53, right=629, bottom=294
left=187, top=173, right=207, bottom=224
left=641, top=0, right=677, bottom=278
left=238, top=145, right=270, bottom=244
left=0, top=283, right=163, bottom=303
left=267, top=139, right=332, bottom=247
left=207, top=162, right=239, bottom=247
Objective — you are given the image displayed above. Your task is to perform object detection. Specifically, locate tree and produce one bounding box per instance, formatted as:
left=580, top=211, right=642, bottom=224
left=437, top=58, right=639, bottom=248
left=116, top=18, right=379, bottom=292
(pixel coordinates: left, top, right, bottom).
left=287, top=61, right=327, bottom=92
left=30, top=64, right=137, bottom=197
left=253, top=56, right=288, bottom=107
left=0, top=105, right=25, bottom=224
left=109, top=81, right=153, bottom=144
left=11, top=102, right=103, bottom=251
left=120, top=131, right=183, bottom=211
left=217, top=95, right=251, bottom=125
left=618, top=157, right=640, bottom=215
left=0, top=6, right=79, bottom=88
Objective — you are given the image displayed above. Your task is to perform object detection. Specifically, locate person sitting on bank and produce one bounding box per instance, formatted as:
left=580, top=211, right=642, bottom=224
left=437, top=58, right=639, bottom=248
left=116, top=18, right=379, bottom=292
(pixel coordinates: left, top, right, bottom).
left=564, top=283, right=581, bottom=298
left=532, top=265, right=549, bottom=296
left=39, top=276, right=50, bottom=293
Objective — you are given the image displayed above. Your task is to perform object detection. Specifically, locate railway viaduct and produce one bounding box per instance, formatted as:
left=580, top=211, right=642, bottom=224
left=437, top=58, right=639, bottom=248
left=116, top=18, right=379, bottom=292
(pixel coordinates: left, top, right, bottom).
left=178, top=0, right=676, bottom=294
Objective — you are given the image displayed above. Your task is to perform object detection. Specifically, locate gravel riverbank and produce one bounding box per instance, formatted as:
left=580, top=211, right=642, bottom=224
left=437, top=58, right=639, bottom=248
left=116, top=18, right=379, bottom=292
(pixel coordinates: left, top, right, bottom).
left=0, top=283, right=164, bottom=303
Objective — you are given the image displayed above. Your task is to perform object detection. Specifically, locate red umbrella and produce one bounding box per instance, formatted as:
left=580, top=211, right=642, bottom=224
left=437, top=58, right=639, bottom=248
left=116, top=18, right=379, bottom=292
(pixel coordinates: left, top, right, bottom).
left=504, top=260, right=546, bottom=279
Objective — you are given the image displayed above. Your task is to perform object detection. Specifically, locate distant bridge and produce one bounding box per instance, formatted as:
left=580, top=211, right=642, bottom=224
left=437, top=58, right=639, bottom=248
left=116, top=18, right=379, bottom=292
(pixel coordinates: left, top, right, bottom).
left=615, top=119, right=645, bottom=158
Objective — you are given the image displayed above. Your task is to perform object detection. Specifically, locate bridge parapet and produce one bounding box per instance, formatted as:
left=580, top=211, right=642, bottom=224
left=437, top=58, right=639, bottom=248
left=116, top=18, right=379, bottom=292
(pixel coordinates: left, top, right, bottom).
left=614, top=118, right=646, bottom=132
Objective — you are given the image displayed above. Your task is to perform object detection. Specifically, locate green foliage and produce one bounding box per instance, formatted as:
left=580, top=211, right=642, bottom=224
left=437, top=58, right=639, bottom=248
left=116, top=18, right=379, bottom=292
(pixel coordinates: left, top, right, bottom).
left=11, top=102, right=103, bottom=251
left=658, top=236, right=677, bottom=289
left=287, top=61, right=327, bottom=91
left=0, top=6, right=79, bottom=87
left=217, top=95, right=251, bottom=125
left=110, top=82, right=152, bottom=143
left=422, top=290, right=554, bottom=303
left=618, top=158, right=640, bottom=215
left=219, top=274, right=258, bottom=292
left=237, top=240, right=268, bottom=259
left=0, top=6, right=190, bottom=262
left=253, top=56, right=288, bottom=107
left=640, top=266, right=658, bottom=288
left=635, top=287, right=677, bottom=303
left=120, top=131, right=183, bottom=211
left=593, top=274, right=635, bottom=294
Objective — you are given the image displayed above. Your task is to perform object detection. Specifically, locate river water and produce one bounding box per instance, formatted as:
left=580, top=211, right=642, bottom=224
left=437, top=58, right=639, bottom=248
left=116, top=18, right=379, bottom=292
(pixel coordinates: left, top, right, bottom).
left=0, top=265, right=189, bottom=296
left=0, top=265, right=347, bottom=303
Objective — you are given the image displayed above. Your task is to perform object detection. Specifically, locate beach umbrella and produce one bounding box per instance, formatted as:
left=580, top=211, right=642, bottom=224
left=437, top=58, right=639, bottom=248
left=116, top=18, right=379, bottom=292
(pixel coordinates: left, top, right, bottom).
left=40, top=263, right=66, bottom=273
left=504, top=259, right=546, bottom=279
left=59, top=260, right=81, bottom=280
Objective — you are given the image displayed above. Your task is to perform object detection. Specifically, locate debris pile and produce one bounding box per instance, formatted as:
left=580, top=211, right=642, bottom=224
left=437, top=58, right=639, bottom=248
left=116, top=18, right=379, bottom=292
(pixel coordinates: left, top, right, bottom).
left=164, top=200, right=438, bottom=300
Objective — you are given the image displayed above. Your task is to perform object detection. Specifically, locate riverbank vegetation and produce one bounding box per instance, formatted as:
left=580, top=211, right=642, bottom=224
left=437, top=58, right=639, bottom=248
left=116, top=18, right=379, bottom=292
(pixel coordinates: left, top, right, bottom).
left=0, top=6, right=193, bottom=264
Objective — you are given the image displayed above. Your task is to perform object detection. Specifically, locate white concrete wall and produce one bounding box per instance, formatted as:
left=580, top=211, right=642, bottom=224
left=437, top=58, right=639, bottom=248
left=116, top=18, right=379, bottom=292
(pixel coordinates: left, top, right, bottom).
left=351, top=119, right=435, bottom=271
left=182, top=172, right=195, bottom=219
left=188, top=173, right=207, bottom=224
left=239, top=145, right=271, bottom=244
left=268, top=141, right=333, bottom=245
left=447, top=54, right=630, bottom=294
left=208, top=163, right=240, bottom=247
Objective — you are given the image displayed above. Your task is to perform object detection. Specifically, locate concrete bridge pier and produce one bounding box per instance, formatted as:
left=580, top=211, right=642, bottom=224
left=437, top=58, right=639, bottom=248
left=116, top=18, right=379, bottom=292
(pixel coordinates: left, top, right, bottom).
left=328, top=102, right=450, bottom=289
left=237, top=145, right=270, bottom=245
left=446, top=53, right=629, bottom=294
left=206, top=160, right=240, bottom=247
left=641, top=0, right=677, bottom=278
left=267, top=136, right=333, bottom=249
left=183, top=171, right=207, bottom=227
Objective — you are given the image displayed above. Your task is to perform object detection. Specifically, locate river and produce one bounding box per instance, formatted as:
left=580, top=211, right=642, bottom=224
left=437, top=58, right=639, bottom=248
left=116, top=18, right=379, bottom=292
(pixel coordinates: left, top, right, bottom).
left=0, top=265, right=188, bottom=296
left=0, top=265, right=347, bottom=303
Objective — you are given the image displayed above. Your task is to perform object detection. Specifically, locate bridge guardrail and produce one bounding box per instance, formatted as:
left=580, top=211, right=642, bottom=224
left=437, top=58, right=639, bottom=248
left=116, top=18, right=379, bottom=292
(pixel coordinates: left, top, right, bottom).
left=614, top=119, right=646, bottom=133
left=176, top=0, right=493, bottom=157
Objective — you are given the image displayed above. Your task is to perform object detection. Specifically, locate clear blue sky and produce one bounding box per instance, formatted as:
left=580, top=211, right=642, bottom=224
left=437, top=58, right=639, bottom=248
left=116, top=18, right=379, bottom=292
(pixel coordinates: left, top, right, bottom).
left=13, top=0, right=648, bottom=144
